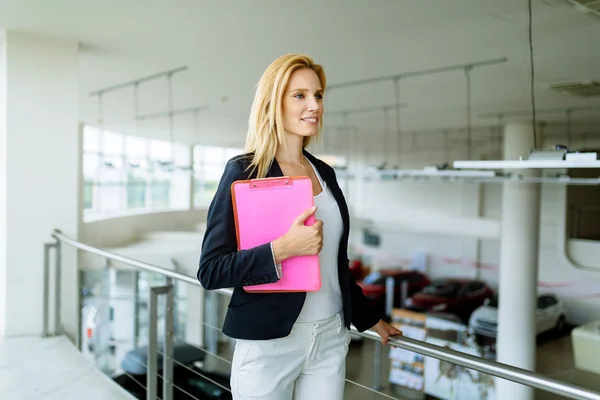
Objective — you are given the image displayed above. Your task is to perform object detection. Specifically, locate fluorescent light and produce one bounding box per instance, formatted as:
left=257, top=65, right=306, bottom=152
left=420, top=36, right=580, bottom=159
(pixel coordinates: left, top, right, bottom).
left=473, top=176, right=600, bottom=185
left=365, top=167, right=495, bottom=179
left=392, top=167, right=495, bottom=178
left=453, top=160, right=600, bottom=169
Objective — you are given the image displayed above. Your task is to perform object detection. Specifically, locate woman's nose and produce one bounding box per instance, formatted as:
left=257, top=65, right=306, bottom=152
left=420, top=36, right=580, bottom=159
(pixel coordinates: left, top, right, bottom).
left=307, top=97, right=321, bottom=112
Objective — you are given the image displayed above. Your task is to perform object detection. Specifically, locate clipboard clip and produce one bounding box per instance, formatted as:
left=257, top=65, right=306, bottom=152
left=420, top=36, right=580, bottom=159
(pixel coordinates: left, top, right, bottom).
left=250, top=176, right=293, bottom=190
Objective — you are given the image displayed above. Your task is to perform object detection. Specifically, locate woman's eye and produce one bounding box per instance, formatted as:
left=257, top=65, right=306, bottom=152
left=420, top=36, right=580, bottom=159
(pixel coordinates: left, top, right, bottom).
left=315, top=94, right=323, bottom=100
left=294, top=93, right=305, bottom=99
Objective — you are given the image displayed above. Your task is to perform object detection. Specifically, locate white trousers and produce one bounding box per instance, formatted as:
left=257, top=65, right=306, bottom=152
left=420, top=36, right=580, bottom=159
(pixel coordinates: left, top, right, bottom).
left=230, top=312, right=351, bottom=400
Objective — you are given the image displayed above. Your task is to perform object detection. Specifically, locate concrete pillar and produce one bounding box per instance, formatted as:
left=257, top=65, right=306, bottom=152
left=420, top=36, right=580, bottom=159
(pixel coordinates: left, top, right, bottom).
left=0, top=31, right=79, bottom=337
left=496, top=121, right=541, bottom=399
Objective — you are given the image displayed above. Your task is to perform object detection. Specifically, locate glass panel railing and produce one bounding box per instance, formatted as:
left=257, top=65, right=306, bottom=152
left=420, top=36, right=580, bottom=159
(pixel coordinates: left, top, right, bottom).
left=44, top=230, right=600, bottom=400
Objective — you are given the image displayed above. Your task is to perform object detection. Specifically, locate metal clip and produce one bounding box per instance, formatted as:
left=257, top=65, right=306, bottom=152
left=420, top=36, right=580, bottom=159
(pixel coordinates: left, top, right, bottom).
left=249, top=176, right=292, bottom=190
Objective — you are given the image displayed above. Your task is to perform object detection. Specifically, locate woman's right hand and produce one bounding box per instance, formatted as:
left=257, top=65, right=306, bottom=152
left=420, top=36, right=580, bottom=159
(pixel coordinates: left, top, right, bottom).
left=272, top=205, right=323, bottom=263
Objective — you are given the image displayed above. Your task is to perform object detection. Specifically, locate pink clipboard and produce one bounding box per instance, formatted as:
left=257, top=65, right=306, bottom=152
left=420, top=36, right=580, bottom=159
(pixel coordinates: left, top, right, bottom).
left=231, top=176, right=321, bottom=293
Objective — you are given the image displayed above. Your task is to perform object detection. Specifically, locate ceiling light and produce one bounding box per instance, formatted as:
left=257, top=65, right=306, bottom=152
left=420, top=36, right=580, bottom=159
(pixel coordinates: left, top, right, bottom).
left=454, top=149, right=600, bottom=169
left=453, top=159, right=600, bottom=169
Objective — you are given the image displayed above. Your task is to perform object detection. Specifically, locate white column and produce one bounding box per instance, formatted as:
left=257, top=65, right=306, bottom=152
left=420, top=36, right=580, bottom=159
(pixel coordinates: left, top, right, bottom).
left=496, top=121, right=541, bottom=399
left=0, top=31, right=79, bottom=337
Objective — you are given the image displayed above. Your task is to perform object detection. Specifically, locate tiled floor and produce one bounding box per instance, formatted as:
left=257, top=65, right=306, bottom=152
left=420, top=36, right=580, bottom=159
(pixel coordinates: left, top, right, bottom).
left=0, top=335, right=135, bottom=400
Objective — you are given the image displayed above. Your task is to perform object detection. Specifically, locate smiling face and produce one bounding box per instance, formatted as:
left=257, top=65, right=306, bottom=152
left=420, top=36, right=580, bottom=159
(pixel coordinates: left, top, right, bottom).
left=281, top=67, right=324, bottom=139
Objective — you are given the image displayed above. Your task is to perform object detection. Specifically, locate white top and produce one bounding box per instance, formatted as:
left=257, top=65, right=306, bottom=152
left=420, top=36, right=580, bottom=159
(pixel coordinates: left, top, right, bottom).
left=295, top=160, right=344, bottom=323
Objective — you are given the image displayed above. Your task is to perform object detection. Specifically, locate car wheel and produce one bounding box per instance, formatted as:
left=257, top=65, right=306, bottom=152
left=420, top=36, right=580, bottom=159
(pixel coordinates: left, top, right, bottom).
left=555, top=315, right=566, bottom=334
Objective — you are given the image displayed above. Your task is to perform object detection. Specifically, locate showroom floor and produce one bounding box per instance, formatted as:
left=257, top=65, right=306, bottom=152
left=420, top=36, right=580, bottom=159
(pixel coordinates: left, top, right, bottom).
left=342, top=332, right=600, bottom=400
left=204, top=331, right=600, bottom=400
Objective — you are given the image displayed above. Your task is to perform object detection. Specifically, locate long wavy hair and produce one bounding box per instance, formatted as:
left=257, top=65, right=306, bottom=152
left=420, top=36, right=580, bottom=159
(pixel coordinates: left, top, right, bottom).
left=244, top=53, right=327, bottom=178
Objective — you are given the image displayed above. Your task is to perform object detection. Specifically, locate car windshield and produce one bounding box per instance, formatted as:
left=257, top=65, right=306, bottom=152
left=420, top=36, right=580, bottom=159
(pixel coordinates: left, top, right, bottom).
left=422, top=281, right=461, bottom=298
left=362, top=271, right=383, bottom=285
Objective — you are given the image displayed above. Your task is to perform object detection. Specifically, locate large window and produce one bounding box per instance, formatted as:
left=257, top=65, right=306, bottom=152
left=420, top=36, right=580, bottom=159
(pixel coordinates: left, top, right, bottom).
left=82, top=125, right=243, bottom=220
left=566, top=166, right=600, bottom=241
left=82, top=126, right=192, bottom=220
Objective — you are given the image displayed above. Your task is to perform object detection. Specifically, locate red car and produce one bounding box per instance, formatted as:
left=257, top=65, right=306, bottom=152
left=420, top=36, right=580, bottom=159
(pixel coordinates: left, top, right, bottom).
left=357, top=270, right=431, bottom=314
left=406, top=278, right=494, bottom=323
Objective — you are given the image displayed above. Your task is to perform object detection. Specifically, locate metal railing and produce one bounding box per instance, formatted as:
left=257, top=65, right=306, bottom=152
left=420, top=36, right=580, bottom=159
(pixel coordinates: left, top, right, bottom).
left=44, top=229, right=600, bottom=400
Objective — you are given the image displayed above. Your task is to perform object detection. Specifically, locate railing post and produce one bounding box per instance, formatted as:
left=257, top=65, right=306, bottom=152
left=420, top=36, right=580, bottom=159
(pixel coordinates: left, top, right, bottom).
left=372, top=342, right=382, bottom=391
left=54, top=239, right=62, bottom=335
left=372, top=276, right=395, bottom=390
left=77, top=269, right=84, bottom=351
left=42, top=240, right=60, bottom=338
left=42, top=243, right=52, bottom=337
left=205, top=291, right=219, bottom=355
left=147, top=281, right=174, bottom=400
left=164, top=278, right=174, bottom=400
left=96, top=259, right=113, bottom=374
left=385, top=276, right=395, bottom=319
left=147, top=284, right=159, bottom=400
left=133, top=271, right=140, bottom=349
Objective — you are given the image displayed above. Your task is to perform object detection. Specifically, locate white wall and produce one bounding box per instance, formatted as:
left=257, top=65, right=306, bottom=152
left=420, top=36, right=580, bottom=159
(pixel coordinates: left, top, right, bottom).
left=0, top=31, right=79, bottom=337
left=0, top=31, right=7, bottom=335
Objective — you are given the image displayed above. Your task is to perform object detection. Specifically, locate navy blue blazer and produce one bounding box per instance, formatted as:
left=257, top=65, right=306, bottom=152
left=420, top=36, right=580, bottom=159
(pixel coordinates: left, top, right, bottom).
left=197, top=149, right=381, bottom=340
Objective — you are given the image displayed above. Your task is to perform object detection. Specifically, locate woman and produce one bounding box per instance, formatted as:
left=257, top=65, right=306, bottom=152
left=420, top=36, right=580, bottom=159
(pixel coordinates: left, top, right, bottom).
left=198, top=53, right=402, bottom=400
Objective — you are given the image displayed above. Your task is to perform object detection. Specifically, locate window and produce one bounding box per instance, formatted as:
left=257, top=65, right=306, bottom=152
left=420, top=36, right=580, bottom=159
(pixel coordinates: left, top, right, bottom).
left=566, top=166, right=600, bottom=241
left=406, top=272, right=423, bottom=283
left=82, top=125, right=193, bottom=220
left=465, top=282, right=484, bottom=294
left=537, top=295, right=558, bottom=309
left=423, top=280, right=461, bottom=298
left=362, top=271, right=383, bottom=285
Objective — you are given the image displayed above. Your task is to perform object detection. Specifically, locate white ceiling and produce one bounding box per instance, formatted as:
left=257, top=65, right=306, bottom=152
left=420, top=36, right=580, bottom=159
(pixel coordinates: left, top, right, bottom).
left=1, top=0, right=599, bottom=148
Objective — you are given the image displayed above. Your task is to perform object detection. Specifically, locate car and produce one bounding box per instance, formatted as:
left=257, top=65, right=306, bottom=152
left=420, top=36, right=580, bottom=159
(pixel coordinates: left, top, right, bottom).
left=113, top=342, right=232, bottom=400
left=82, top=304, right=117, bottom=355
left=357, top=269, right=431, bottom=314
left=405, top=279, right=494, bottom=323
left=349, top=258, right=367, bottom=281
left=468, top=293, right=567, bottom=338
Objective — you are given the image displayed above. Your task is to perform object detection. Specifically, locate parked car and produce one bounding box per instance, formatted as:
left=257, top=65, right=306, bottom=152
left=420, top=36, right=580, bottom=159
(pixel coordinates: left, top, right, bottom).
left=357, top=269, right=431, bottom=314
left=83, top=304, right=117, bottom=355
left=405, top=279, right=494, bottom=323
left=349, top=258, right=367, bottom=281
left=468, top=293, right=567, bottom=338
left=113, top=342, right=232, bottom=400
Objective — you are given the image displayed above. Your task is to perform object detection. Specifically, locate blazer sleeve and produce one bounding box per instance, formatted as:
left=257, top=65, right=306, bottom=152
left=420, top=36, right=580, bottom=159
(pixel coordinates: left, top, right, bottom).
left=349, top=270, right=382, bottom=332
left=197, top=158, right=280, bottom=290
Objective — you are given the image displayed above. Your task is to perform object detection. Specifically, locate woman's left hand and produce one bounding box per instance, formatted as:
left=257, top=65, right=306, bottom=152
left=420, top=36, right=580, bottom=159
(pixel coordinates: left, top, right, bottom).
left=371, top=319, right=403, bottom=345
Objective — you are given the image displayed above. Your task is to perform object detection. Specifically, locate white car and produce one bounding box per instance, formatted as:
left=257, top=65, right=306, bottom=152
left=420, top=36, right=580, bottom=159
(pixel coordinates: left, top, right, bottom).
left=468, top=293, right=567, bottom=338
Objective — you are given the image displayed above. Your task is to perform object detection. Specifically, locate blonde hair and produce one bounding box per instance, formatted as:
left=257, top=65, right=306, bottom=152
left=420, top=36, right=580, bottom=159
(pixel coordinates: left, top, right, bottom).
left=244, top=53, right=327, bottom=178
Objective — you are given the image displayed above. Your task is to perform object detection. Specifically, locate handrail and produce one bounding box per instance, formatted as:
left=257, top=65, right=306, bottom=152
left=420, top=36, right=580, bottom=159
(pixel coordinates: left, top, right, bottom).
left=356, top=330, right=599, bottom=400
left=53, top=229, right=600, bottom=400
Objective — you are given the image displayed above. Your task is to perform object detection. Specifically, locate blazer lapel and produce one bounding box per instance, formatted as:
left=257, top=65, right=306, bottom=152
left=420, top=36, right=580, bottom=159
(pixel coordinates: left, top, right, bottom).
left=302, top=150, right=350, bottom=249
left=265, top=150, right=350, bottom=242
left=266, top=158, right=284, bottom=178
